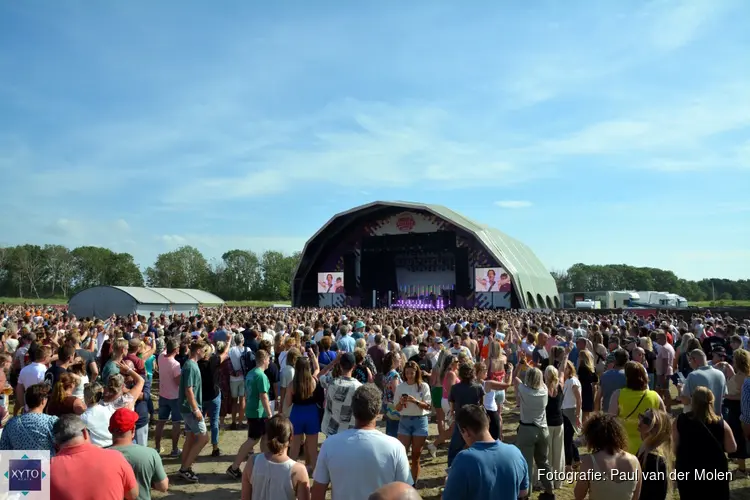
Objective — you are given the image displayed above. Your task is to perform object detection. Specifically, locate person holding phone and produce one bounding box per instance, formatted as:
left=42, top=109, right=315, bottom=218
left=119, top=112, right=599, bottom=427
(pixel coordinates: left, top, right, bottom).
left=394, top=361, right=431, bottom=483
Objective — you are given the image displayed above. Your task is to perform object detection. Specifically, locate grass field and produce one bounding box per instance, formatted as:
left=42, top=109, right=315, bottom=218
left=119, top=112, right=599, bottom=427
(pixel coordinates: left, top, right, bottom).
left=690, top=300, right=750, bottom=307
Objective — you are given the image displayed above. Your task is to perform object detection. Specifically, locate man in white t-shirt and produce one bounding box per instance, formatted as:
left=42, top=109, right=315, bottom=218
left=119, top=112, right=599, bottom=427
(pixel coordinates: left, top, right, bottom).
left=401, top=334, right=418, bottom=361
left=312, top=384, right=412, bottom=500
left=227, top=334, right=248, bottom=429
left=449, top=336, right=471, bottom=359
left=16, top=345, right=50, bottom=414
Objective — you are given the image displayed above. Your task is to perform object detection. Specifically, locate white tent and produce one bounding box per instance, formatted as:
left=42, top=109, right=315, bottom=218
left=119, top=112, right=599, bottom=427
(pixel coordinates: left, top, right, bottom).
left=67, top=286, right=224, bottom=318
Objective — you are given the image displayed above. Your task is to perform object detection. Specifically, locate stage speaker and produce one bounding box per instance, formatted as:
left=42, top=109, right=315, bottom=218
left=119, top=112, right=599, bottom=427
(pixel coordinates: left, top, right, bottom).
left=343, top=253, right=356, bottom=294
left=455, top=247, right=470, bottom=295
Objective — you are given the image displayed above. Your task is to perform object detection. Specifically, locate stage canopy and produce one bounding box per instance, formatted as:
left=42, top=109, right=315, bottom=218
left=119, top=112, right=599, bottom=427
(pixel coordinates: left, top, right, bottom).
left=292, top=201, right=559, bottom=309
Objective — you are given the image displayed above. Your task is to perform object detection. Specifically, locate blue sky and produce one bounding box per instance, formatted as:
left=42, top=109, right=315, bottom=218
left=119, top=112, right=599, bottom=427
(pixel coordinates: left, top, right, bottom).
left=1, top=1, right=748, bottom=281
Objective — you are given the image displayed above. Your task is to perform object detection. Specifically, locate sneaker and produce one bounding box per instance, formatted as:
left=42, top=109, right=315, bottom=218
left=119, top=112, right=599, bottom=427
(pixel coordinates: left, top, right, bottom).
left=170, top=448, right=182, bottom=457
left=427, top=443, right=438, bottom=458
left=226, top=466, right=242, bottom=480
left=178, top=468, right=199, bottom=483
left=211, top=448, right=221, bottom=457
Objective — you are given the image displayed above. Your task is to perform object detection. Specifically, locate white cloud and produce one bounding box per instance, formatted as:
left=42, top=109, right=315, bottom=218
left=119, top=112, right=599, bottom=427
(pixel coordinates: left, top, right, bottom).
left=646, top=0, right=728, bottom=51
left=494, top=200, right=532, bottom=209
left=534, top=83, right=750, bottom=169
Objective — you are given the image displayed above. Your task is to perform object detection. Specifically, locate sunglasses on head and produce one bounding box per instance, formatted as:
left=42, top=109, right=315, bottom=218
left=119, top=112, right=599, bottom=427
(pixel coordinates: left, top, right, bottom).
left=638, top=410, right=653, bottom=426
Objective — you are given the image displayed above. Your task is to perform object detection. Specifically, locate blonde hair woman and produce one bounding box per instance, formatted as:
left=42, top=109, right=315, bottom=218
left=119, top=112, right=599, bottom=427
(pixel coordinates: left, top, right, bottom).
left=590, top=332, right=608, bottom=375
left=726, top=348, right=750, bottom=473
left=100, top=338, right=128, bottom=385
left=544, top=365, right=565, bottom=489
left=514, top=367, right=555, bottom=498
left=637, top=409, right=673, bottom=500
left=561, top=360, right=582, bottom=470
left=577, top=350, right=598, bottom=424
left=674, top=386, right=736, bottom=500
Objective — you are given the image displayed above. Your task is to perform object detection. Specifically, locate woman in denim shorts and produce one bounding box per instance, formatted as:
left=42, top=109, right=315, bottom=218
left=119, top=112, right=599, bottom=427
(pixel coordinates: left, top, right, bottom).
left=394, top=360, right=432, bottom=484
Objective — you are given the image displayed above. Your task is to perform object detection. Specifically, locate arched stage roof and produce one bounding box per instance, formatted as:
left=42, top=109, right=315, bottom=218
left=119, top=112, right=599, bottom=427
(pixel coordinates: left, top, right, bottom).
left=292, top=201, right=559, bottom=309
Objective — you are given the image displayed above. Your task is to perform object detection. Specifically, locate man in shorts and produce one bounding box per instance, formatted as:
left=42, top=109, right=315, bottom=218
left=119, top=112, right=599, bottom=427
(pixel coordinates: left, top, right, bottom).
left=177, top=340, right=209, bottom=483
left=228, top=333, right=248, bottom=429
left=154, top=338, right=182, bottom=457
left=227, top=349, right=272, bottom=479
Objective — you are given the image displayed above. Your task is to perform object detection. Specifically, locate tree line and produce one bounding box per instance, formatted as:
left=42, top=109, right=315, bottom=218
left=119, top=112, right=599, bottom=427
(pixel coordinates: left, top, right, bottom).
left=552, top=264, right=750, bottom=302
left=0, top=245, right=747, bottom=303
left=0, top=244, right=300, bottom=301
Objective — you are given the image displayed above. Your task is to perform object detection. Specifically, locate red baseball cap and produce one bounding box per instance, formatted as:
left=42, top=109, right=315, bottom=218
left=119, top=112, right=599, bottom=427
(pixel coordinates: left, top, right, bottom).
left=109, top=408, right=139, bottom=434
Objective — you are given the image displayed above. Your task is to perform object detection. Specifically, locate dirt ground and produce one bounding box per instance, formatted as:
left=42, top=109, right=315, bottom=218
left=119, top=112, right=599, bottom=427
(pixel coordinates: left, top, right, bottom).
left=150, top=386, right=750, bottom=499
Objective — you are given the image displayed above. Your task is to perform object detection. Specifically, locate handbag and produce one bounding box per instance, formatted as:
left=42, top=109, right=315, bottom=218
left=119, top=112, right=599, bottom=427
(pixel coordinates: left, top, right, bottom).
left=384, top=402, right=401, bottom=421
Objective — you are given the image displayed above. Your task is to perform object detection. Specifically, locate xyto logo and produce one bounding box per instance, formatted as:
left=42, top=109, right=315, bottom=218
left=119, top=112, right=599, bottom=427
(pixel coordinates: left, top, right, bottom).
left=6, top=455, right=45, bottom=494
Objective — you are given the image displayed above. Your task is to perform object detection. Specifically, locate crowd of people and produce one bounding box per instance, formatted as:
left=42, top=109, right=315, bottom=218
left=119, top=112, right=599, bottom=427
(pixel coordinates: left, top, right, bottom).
left=0, top=304, right=749, bottom=500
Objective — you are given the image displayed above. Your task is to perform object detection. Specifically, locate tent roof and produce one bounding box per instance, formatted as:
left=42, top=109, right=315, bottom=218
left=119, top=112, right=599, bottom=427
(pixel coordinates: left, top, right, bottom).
left=175, top=289, right=226, bottom=304
left=294, top=201, right=558, bottom=308
left=110, top=286, right=224, bottom=305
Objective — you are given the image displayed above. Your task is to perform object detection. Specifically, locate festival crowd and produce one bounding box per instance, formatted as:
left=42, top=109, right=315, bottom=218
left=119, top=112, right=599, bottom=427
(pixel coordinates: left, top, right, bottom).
left=0, top=304, right=749, bottom=500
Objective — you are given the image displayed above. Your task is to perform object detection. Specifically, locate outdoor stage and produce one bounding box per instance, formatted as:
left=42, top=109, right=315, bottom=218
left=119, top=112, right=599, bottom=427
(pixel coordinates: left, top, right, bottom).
left=292, top=202, right=560, bottom=310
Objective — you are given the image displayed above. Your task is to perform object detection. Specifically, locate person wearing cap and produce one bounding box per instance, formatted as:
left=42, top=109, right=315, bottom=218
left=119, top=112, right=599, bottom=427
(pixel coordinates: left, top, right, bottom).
left=352, top=320, right=366, bottom=341
left=319, top=351, right=362, bottom=436
left=110, top=408, right=169, bottom=500
left=50, top=414, right=138, bottom=500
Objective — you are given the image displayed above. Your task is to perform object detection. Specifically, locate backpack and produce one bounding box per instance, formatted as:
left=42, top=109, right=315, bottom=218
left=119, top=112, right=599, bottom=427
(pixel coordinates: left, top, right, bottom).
left=240, top=347, right=256, bottom=375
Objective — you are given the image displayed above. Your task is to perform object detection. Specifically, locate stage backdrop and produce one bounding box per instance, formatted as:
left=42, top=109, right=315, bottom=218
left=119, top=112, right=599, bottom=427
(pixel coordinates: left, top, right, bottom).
left=395, top=269, right=456, bottom=297
left=317, top=272, right=345, bottom=294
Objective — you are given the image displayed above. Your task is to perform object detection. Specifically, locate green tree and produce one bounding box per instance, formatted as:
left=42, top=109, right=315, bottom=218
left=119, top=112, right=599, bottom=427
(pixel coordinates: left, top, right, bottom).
left=218, top=249, right=261, bottom=300
left=146, top=246, right=209, bottom=289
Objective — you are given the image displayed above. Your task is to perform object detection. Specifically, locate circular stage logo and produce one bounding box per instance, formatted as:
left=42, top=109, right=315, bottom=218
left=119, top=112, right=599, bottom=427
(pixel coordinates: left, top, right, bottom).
left=396, top=214, right=416, bottom=232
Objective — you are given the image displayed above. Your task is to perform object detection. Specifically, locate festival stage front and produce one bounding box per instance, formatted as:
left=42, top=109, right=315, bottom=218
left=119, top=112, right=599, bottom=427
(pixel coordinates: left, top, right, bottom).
left=291, top=201, right=559, bottom=310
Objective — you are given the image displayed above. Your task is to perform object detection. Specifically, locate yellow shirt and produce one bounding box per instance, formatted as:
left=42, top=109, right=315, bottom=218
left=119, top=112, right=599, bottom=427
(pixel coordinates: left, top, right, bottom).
left=617, top=388, right=662, bottom=454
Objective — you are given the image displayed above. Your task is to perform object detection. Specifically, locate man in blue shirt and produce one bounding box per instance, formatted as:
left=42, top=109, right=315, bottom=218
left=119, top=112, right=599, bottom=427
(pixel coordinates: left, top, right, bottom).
left=337, top=325, right=356, bottom=353
left=443, top=405, right=530, bottom=500
left=599, top=349, right=628, bottom=411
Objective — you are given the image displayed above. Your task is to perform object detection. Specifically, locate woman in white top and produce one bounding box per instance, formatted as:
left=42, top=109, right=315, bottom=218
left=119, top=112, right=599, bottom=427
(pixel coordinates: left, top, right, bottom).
left=544, top=365, right=565, bottom=490
left=242, top=414, right=310, bottom=500
left=475, top=361, right=511, bottom=440
left=394, top=360, right=432, bottom=483
left=561, top=360, right=582, bottom=472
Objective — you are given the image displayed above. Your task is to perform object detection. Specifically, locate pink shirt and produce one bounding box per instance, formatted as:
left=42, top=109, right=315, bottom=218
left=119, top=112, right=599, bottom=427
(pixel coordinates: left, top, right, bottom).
left=158, top=354, right=181, bottom=400
left=656, top=342, right=675, bottom=376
